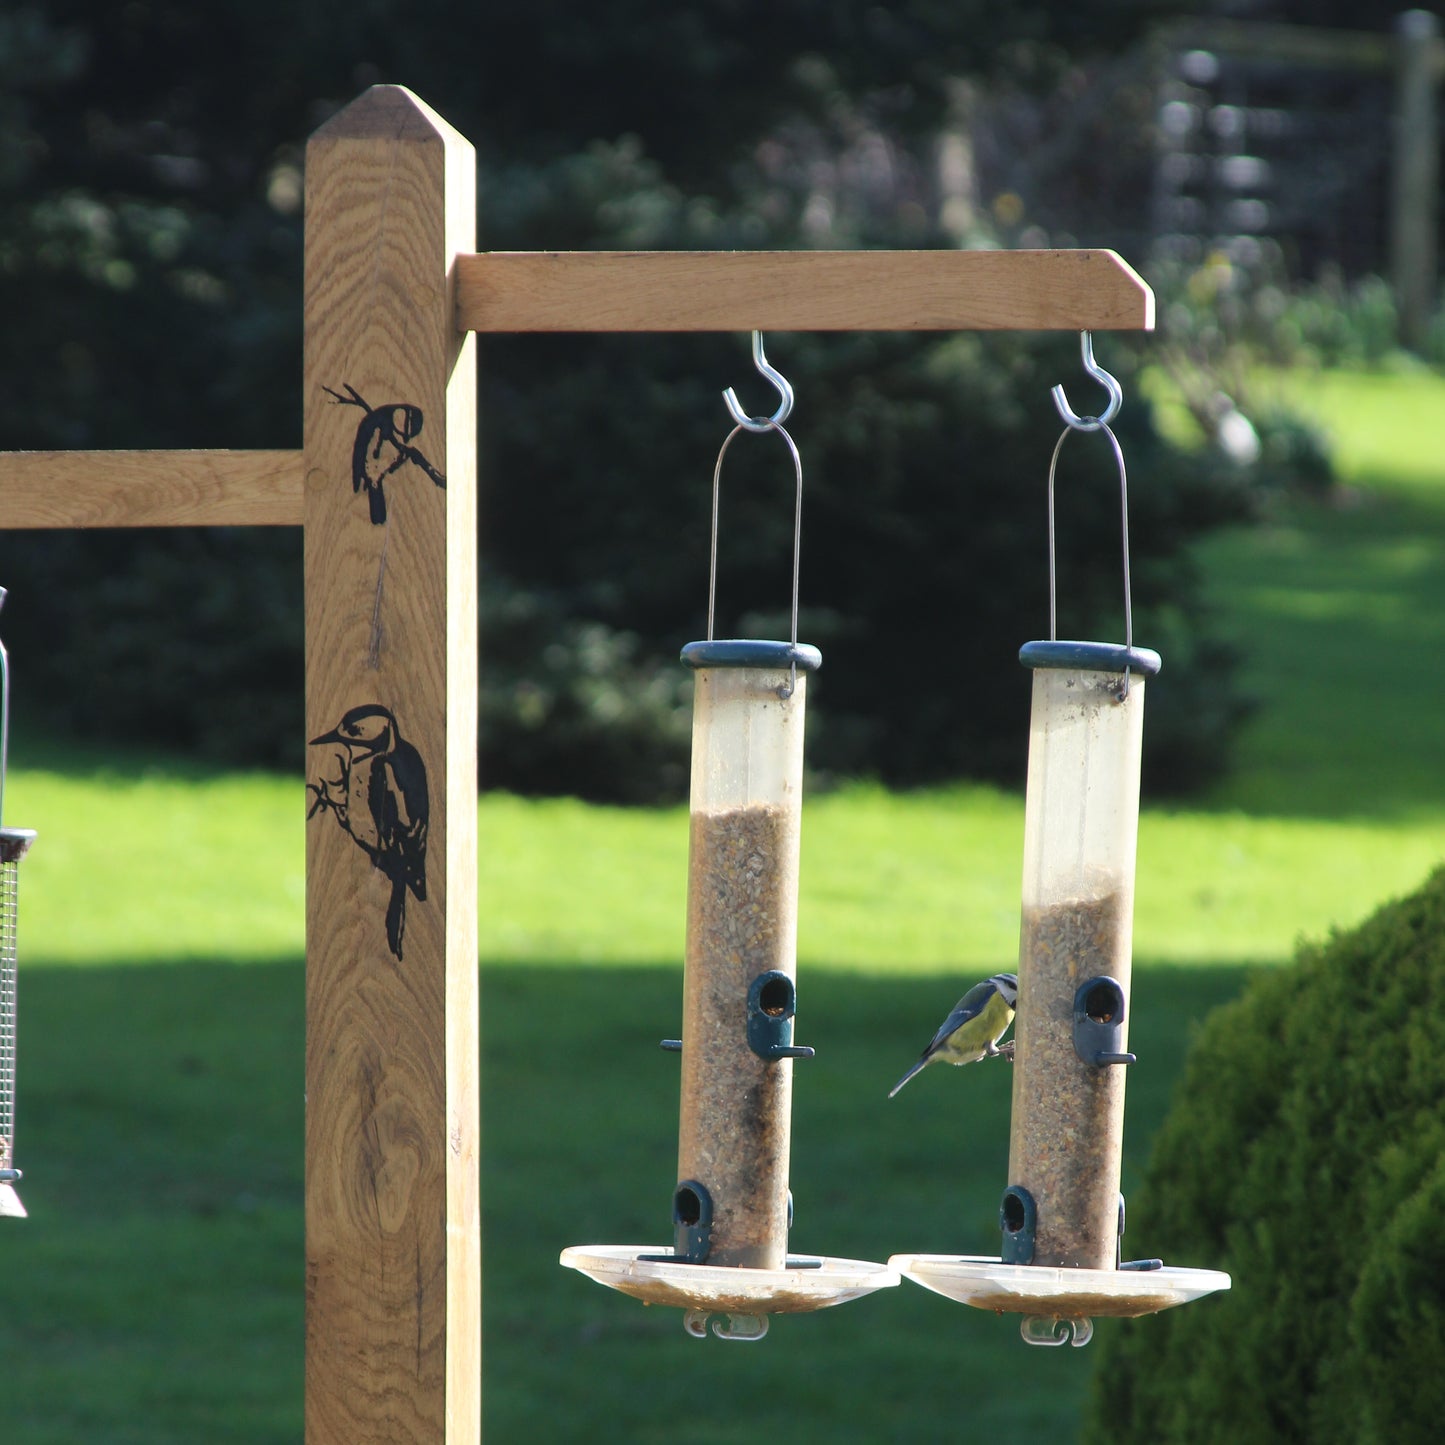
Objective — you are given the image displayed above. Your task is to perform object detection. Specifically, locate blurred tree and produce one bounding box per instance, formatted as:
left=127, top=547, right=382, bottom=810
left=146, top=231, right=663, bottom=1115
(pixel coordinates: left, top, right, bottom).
left=1187, top=0, right=1412, bottom=27
left=0, top=0, right=1272, bottom=796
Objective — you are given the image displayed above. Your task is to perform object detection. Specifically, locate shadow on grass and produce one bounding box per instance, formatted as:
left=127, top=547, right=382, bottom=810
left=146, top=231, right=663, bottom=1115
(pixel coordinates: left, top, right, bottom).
left=2, top=957, right=1252, bottom=1444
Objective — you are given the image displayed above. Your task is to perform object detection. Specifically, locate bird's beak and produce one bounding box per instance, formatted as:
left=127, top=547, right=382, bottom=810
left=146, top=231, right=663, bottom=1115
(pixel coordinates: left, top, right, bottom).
left=309, top=728, right=344, bottom=746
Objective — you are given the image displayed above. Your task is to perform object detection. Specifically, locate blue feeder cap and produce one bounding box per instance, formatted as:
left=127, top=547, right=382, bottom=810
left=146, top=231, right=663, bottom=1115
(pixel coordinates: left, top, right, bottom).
left=1020, top=640, right=1161, bottom=677
left=680, top=639, right=823, bottom=672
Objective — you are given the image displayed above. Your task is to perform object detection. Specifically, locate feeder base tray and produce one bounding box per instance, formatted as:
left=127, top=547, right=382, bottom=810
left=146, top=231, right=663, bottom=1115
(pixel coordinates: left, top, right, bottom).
left=888, top=1253, right=1230, bottom=1319
left=561, top=1244, right=898, bottom=1319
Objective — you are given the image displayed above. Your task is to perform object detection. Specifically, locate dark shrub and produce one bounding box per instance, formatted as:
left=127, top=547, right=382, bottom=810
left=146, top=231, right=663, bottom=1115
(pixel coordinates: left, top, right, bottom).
left=1083, top=866, right=1445, bottom=1445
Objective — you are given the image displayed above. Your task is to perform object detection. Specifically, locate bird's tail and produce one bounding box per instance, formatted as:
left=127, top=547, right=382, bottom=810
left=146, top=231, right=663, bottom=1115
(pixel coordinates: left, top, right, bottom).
left=888, top=1059, right=929, bottom=1099
left=385, top=878, right=407, bottom=961
left=369, top=486, right=388, bottom=526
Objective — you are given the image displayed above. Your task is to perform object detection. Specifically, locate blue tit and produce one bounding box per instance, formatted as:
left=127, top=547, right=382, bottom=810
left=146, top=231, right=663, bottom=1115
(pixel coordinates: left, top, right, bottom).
left=888, top=972, right=1019, bottom=1098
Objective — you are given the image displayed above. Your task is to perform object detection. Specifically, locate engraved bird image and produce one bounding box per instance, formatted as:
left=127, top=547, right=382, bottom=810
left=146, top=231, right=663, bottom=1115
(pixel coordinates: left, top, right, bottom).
left=888, top=972, right=1019, bottom=1097
left=307, top=703, right=429, bottom=961
left=324, top=383, right=446, bottom=525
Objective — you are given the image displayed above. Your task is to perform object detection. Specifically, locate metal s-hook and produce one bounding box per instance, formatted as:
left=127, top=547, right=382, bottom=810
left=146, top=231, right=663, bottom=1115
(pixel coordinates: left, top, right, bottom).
left=705, top=332, right=808, bottom=698
left=722, top=331, right=794, bottom=433
left=1051, top=331, right=1122, bottom=432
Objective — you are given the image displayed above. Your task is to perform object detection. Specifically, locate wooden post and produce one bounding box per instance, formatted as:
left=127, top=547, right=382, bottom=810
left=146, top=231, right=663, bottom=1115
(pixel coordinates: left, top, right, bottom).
left=302, top=86, right=478, bottom=1444
left=1392, top=9, right=1441, bottom=351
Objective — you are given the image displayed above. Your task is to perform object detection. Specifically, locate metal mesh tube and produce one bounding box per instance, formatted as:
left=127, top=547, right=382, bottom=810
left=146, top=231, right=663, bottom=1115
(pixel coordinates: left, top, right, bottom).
left=0, top=855, right=17, bottom=1180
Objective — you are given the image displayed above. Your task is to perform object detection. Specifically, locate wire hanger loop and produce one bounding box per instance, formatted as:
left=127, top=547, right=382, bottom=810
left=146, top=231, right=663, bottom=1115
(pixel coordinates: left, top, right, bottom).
left=722, top=331, right=795, bottom=433
left=1046, top=419, right=1135, bottom=699
left=707, top=420, right=805, bottom=699
left=1051, top=331, right=1123, bottom=432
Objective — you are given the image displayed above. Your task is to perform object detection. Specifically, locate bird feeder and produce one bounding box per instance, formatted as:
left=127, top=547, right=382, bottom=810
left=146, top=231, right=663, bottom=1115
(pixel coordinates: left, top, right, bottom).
left=1008, top=635, right=1157, bottom=1275
left=0, top=588, right=36, bottom=1221
left=891, top=335, right=1229, bottom=1344
left=562, top=336, right=898, bottom=1339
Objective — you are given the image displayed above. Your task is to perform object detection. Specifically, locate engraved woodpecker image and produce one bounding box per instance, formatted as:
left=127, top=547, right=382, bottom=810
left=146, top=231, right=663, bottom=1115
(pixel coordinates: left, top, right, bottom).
left=324, top=382, right=446, bottom=525
left=308, top=703, right=429, bottom=961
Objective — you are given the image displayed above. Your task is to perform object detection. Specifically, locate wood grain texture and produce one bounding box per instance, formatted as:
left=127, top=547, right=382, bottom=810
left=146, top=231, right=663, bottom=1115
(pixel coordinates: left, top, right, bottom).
left=456, top=248, right=1155, bottom=333
left=0, top=450, right=302, bottom=527
left=302, top=85, right=478, bottom=1445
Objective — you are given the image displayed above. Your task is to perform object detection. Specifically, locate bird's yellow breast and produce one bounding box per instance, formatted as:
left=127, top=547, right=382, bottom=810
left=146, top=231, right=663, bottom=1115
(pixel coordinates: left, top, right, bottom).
left=939, top=989, right=1015, bottom=1065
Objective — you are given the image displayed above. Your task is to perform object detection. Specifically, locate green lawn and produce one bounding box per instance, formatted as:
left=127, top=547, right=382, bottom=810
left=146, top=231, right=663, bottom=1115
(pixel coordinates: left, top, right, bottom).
left=10, top=774, right=1439, bottom=976
left=1196, top=367, right=1445, bottom=819
left=3, top=365, right=1444, bottom=1442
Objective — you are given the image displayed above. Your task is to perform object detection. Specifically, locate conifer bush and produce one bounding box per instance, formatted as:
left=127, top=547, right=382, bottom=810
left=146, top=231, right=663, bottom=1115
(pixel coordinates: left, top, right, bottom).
left=1083, top=866, right=1445, bottom=1445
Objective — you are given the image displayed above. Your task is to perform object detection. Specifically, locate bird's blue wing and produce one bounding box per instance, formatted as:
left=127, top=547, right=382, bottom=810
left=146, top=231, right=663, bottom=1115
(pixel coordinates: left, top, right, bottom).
left=923, top=979, right=992, bottom=1056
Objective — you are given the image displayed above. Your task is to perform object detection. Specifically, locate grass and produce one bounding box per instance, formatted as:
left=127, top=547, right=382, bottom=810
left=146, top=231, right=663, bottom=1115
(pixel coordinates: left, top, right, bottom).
left=3, top=958, right=1238, bottom=1445
left=9, top=775, right=1440, bottom=976
left=1195, top=366, right=1445, bottom=820
left=473, top=783, right=1443, bottom=973
left=3, top=364, right=1445, bottom=1441
left=8, top=761, right=305, bottom=964
left=3, top=962, right=304, bottom=1445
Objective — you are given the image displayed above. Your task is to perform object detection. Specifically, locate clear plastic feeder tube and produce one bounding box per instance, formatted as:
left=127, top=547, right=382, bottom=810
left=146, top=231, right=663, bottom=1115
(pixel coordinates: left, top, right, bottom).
left=1007, top=640, right=1160, bottom=1270
left=675, top=639, right=820, bottom=1269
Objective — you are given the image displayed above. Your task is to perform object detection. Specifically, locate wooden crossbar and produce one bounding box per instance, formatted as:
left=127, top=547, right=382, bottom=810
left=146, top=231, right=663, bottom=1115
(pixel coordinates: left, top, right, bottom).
left=0, top=449, right=303, bottom=528
left=0, top=249, right=1153, bottom=533
left=456, top=248, right=1155, bottom=333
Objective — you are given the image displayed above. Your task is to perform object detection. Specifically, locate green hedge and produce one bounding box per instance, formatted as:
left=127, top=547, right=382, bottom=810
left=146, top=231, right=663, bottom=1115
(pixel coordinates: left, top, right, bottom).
left=1083, top=865, right=1445, bottom=1444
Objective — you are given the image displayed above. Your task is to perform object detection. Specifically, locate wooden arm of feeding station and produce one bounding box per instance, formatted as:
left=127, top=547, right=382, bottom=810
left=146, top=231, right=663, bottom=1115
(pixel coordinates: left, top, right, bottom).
left=0, top=449, right=304, bottom=529
left=456, top=248, right=1155, bottom=333
left=0, top=249, right=1151, bottom=532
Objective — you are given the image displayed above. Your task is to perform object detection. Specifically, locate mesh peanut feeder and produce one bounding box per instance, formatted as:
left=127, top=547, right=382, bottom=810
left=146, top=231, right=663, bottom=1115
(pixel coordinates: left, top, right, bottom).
left=0, top=587, right=36, bottom=1221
